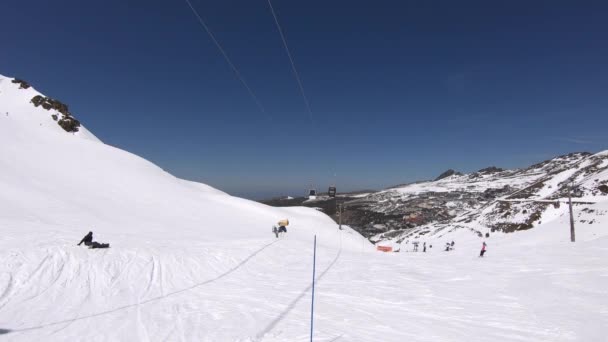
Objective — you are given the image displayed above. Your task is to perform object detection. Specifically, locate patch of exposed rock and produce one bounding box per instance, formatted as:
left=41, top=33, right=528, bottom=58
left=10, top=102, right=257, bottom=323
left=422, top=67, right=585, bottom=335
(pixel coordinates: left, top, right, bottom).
left=434, top=169, right=462, bottom=181
left=30, top=95, right=81, bottom=133
left=11, top=78, right=31, bottom=89
left=30, top=95, right=80, bottom=132
left=11, top=78, right=82, bottom=133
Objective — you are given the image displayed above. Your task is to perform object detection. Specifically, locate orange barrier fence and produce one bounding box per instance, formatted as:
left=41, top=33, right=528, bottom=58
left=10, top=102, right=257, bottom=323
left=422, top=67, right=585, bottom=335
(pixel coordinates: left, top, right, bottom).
left=376, top=246, right=393, bottom=252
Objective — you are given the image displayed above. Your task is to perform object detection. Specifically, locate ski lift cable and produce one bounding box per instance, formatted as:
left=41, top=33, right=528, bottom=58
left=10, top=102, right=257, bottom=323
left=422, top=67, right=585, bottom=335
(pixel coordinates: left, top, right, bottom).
left=267, top=0, right=314, bottom=125
left=184, top=0, right=270, bottom=120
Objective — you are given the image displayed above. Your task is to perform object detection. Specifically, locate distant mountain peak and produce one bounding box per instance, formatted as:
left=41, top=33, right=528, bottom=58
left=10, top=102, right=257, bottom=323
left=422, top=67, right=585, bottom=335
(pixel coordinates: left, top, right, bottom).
left=435, top=169, right=462, bottom=181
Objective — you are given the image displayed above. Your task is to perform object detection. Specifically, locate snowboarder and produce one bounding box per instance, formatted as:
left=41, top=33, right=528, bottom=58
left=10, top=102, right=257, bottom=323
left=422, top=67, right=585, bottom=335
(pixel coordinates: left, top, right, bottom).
left=423, top=242, right=427, bottom=253
left=77, top=231, right=110, bottom=249
left=479, top=242, right=487, bottom=257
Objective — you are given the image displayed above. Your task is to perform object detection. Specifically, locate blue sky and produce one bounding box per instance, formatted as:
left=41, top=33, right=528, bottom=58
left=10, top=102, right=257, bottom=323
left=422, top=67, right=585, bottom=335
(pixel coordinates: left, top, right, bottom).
left=3, top=0, right=608, bottom=198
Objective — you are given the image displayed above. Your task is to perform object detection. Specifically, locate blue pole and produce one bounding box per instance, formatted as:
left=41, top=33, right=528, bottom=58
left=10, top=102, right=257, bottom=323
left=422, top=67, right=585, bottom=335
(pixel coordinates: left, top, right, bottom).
left=310, top=235, right=317, bottom=342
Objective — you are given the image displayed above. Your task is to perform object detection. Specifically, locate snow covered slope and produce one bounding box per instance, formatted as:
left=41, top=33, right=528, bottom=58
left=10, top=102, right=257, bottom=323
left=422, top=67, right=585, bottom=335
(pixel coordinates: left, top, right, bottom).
left=0, top=74, right=607, bottom=341
left=0, top=74, right=363, bottom=249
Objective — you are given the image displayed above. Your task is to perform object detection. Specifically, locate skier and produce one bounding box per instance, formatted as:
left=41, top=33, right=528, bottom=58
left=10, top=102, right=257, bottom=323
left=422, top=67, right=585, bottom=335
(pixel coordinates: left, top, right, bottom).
left=77, top=231, right=110, bottom=249
left=445, top=242, right=451, bottom=251
left=450, top=241, right=455, bottom=248
left=423, top=242, right=427, bottom=253
left=479, top=242, right=487, bottom=257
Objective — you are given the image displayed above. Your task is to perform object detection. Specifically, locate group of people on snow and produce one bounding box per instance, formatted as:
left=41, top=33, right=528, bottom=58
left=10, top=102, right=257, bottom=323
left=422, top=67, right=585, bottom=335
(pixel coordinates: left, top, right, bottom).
left=404, top=239, right=488, bottom=257
left=445, top=241, right=455, bottom=251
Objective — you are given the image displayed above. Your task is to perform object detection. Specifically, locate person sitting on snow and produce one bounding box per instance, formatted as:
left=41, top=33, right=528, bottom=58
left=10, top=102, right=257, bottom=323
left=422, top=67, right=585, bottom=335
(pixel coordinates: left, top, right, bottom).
left=78, top=231, right=93, bottom=246
left=77, top=231, right=110, bottom=249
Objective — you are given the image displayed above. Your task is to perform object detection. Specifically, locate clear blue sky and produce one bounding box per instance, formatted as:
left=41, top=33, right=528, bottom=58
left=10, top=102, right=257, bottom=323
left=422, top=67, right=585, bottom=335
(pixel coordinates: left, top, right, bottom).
left=4, top=0, right=608, bottom=199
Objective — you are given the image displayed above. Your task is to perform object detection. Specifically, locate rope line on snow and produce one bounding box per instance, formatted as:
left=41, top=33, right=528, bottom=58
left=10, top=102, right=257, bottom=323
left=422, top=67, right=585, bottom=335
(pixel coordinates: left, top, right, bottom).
left=267, top=0, right=314, bottom=124
left=184, top=0, right=269, bottom=120
left=5, top=239, right=281, bottom=334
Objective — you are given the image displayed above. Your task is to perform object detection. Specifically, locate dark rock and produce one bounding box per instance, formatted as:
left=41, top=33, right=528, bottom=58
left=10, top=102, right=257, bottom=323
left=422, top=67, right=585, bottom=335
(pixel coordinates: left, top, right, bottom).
left=31, top=95, right=44, bottom=107
left=435, top=169, right=461, bottom=181
left=58, top=117, right=80, bottom=132
left=598, top=185, right=608, bottom=194
left=478, top=166, right=504, bottom=173
left=11, top=78, right=31, bottom=89
left=29, top=95, right=81, bottom=133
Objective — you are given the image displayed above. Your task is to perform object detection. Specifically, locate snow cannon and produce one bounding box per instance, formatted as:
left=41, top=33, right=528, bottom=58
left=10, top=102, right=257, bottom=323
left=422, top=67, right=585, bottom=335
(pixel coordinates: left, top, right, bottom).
left=278, top=219, right=289, bottom=227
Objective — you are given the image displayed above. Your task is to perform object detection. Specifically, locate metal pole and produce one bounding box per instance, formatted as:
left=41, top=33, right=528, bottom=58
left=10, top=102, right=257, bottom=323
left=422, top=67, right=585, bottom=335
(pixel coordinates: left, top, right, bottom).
left=310, top=235, right=317, bottom=342
left=568, top=184, right=576, bottom=242
left=338, top=204, right=342, bottom=230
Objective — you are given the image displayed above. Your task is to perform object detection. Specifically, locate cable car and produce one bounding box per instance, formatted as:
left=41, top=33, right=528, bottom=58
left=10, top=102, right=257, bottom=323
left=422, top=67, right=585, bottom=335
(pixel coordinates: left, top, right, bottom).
left=328, top=186, right=337, bottom=197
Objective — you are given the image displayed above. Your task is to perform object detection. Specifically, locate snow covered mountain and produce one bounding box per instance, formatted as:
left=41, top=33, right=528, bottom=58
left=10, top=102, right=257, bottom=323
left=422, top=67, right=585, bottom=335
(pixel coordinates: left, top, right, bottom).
left=333, top=151, right=608, bottom=244
left=1, top=74, right=607, bottom=341
left=0, top=74, right=362, bottom=247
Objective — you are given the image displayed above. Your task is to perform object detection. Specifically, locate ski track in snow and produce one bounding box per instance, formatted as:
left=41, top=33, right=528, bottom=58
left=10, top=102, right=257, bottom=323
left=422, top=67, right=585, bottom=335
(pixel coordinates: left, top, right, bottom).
left=256, top=235, right=343, bottom=341
left=1, top=239, right=282, bottom=336
left=1, top=220, right=608, bottom=342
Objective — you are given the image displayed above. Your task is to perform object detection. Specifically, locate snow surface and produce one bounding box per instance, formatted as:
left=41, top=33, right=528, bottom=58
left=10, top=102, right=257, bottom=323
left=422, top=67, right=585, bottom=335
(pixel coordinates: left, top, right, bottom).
left=1, top=74, right=607, bottom=341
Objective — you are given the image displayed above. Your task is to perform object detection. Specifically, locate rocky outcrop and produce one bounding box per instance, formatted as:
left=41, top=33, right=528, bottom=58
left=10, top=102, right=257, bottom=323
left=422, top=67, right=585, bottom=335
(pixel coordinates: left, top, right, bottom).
left=477, top=166, right=504, bottom=174
left=30, top=94, right=81, bottom=133
left=11, top=79, right=30, bottom=89
left=10, top=78, right=82, bottom=134
left=434, top=169, right=461, bottom=181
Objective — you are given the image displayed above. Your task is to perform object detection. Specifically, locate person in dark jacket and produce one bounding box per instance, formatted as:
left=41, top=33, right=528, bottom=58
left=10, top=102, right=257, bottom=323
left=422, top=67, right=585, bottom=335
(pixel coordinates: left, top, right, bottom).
left=78, top=232, right=93, bottom=246
left=77, top=231, right=110, bottom=249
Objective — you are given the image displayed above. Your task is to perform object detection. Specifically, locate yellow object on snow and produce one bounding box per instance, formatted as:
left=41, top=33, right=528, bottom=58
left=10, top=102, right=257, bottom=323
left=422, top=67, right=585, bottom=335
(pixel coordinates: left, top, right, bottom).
left=278, top=219, right=289, bottom=227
